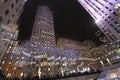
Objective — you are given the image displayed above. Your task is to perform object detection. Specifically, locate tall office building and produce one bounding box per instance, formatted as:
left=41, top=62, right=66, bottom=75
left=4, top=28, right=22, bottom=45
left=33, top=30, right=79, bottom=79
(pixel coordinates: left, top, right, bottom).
left=0, top=0, right=25, bottom=60
left=78, top=0, right=120, bottom=59
left=22, top=5, right=56, bottom=78
left=30, top=5, right=56, bottom=48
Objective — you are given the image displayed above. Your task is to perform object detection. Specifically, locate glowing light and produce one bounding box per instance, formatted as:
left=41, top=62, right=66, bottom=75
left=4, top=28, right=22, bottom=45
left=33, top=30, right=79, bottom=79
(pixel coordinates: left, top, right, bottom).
left=20, top=73, right=23, bottom=77
left=115, top=3, right=120, bottom=9
left=7, top=73, right=11, bottom=77
left=95, top=19, right=100, bottom=23
left=95, top=14, right=102, bottom=24
left=80, top=67, right=90, bottom=73
left=9, top=62, right=11, bottom=64
left=72, top=70, right=75, bottom=73
left=117, top=48, right=120, bottom=55
left=109, top=73, right=117, bottom=78
left=61, top=71, right=64, bottom=76
left=2, top=61, right=5, bottom=64
left=95, top=17, right=102, bottom=24
left=48, top=68, right=50, bottom=71
left=38, top=67, right=41, bottom=79
left=13, top=67, right=16, bottom=70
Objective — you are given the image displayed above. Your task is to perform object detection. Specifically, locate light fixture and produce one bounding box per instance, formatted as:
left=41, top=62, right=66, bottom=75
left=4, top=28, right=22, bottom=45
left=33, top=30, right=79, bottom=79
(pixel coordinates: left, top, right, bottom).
left=115, top=3, right=120, bottom=9
left=95, top=15, right=102, bottom=24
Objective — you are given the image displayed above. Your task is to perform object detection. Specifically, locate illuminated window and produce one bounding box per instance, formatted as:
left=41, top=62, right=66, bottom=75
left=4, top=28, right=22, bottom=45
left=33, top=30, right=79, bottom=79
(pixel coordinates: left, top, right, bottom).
left=9, top=46, right=12, bottom=49
left=13, top=67, right=16, bottom=70
left=22, top=57, right=24, bottom=59
left=44, top=62, right=47, bottom=66
left=41, top=62, right=43, bottom=66
left=9, top=62, right=11, bottom=64
left=2, top=61, right=5, bottom=64
left=48, top=68, right=50, bottom=71
left=20, top=73, right=23, bottom=77
left=7, top=73, right=11, bottom=77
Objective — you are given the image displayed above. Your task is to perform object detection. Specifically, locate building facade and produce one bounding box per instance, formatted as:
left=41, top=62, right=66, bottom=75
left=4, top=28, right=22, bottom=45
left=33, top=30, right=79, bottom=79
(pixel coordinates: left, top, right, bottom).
left=30, top=5, right=56, bottom=48
left=78, top=0, right=120, bottom=63
left=57, top=38, right=109, bottom=72
left=0, top=40, right=23, bottom=78
left=0, top=0, right=25, bottom=25
left=29, top=5, right=56, bottom=78
left=0, top=0, right=25, bottom=61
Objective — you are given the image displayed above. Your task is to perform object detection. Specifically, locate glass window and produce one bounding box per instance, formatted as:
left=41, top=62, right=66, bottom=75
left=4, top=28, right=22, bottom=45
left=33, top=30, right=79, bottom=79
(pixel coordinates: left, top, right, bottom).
left=11, top=3, right=14, bottom=9
left=7, top=19, right=10, bottom=24
left=16, top=0, right=19, bottom=3
left=16, top=7, right=19, bottom=12
left=5, top=9, right=9, bottom=16
left=0, top=16, right=2, bottom=22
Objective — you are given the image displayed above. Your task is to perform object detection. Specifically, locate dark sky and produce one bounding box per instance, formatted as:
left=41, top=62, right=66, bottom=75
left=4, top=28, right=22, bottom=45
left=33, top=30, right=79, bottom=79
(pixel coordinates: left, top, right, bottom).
left=18, top=0, right=102, bottom=44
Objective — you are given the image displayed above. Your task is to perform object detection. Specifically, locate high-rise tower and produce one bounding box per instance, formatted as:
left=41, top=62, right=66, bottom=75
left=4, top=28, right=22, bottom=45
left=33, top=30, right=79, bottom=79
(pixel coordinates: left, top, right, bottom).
left=30, top=5, right=56, bottom=48
left=29, top=5, right=56, bottom=78
left=78, top=0, right=120, bottom=59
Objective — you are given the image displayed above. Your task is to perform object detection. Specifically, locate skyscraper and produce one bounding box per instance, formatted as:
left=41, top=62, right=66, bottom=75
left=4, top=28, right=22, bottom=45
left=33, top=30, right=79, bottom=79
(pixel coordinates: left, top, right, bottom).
left=30, top=5, right=56, bottom=48
left=78, top=0, right=120, bottom=59
left=32, top=5, right=56, bottom=78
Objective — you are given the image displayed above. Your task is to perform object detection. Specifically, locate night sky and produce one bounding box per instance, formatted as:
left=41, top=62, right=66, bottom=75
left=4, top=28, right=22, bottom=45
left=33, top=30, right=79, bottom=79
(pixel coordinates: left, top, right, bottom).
left=18, top=0, right=102, bottom=45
